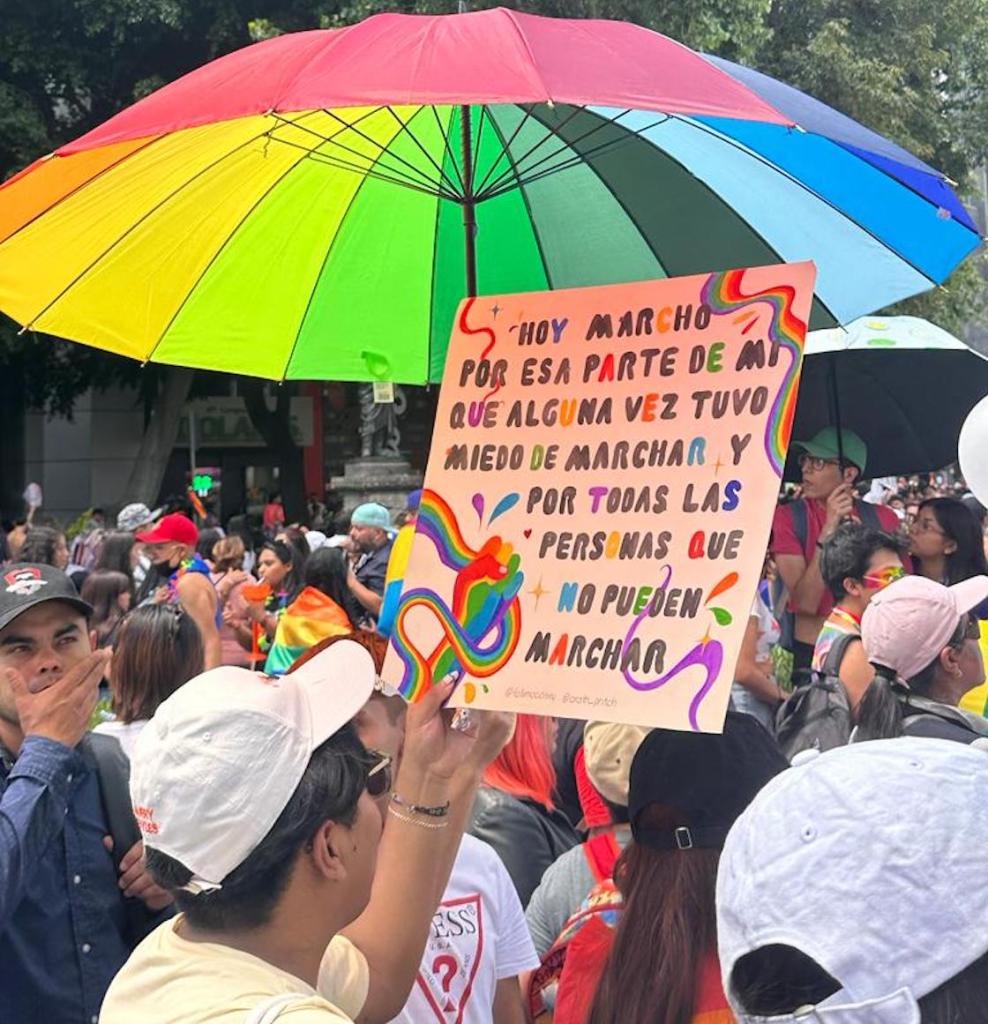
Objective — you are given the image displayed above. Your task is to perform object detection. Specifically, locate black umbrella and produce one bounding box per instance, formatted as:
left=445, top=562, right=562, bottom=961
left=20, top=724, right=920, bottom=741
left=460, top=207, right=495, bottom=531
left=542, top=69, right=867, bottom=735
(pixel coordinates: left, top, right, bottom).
left=786, top=315, right=988, bottom=479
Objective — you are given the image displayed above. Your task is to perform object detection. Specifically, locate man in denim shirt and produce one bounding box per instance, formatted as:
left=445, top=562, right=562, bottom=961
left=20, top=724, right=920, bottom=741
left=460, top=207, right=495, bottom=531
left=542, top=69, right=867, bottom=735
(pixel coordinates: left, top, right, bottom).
left=0, top=564, right=171, bottom=1023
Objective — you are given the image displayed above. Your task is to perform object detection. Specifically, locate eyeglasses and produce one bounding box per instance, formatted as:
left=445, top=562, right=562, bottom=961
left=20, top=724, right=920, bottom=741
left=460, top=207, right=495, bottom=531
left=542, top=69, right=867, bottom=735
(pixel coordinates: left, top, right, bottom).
left=910, top=518, right=946, bottom=536
left=963, top=616, right=982, bottom=642
left=860, top=565, right=907, bottom=590
left=365, top=751, right=393, bottom=798
left=797, top=453, right=840, bottom=473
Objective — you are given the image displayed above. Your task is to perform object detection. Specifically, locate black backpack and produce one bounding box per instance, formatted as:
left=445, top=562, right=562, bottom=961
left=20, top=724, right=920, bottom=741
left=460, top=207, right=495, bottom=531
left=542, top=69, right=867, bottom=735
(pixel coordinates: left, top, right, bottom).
left=774, top=631, right=857, bottom=761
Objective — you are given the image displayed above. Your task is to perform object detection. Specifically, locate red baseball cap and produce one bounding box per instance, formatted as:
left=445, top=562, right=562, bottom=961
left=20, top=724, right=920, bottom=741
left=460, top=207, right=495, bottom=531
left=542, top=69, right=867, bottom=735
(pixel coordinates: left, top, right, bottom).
left=136, top=513, right=199, bottom=547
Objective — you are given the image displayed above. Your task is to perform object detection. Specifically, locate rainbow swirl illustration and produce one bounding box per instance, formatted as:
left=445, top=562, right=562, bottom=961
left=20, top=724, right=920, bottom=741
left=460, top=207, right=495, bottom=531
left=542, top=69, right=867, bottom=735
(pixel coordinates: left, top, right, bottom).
left=391, top=490, right=524, bottom=702
left=700, top=269, right=806, bottom=477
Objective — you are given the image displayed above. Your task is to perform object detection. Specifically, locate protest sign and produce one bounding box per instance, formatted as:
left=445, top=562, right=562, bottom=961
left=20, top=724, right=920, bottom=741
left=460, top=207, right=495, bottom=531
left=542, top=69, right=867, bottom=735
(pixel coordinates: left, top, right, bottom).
left=382, top=263, right=815, bottom=731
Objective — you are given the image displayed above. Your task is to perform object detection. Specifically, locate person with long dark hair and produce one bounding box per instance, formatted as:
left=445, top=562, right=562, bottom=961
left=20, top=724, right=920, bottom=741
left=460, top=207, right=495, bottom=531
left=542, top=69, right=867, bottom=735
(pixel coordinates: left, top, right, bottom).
left=579, top=713, right=787, bottom=1024
left=469, top=714, right=579, bottom=907
left=94, top=530, right=138, bottom=585
left=19, top=526, right=70, bottom=571
left=855, top=575, right=988, bottom=744
left=93, top=603, right=204, bottom=757
left=910, top=497, right=988, bottom=591
left=304, top=546, right=364, bottom=626
left=196, top=527, right=223, bottom=567
left=80, top=569, right=133, bottom=648
left=719, top=738, right=988, bottom=1023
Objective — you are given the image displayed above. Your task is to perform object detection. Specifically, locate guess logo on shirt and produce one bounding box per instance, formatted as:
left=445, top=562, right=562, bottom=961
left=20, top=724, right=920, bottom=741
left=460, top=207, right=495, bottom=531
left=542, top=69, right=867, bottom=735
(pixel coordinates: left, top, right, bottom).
left=415, top=894, right=485, bottom=1023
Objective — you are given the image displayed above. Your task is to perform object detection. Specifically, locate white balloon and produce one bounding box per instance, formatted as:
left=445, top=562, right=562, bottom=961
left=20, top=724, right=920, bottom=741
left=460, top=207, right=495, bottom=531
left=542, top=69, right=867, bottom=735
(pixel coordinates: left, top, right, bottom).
left=959, top=394, right=988, bottom=506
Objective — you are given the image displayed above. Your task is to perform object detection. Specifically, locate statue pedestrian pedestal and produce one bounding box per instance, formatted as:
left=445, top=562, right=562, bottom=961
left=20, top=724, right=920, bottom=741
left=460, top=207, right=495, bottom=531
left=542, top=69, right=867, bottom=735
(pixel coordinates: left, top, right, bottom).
left=329, top=456, right=423, bottom=518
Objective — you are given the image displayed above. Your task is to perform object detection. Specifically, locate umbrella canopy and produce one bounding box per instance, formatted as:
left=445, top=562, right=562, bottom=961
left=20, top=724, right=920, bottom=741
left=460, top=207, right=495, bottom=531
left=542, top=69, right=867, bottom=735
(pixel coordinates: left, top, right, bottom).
left=788, top=316, right=988, bottom=478
left=0, top=8, right=979, bottom=382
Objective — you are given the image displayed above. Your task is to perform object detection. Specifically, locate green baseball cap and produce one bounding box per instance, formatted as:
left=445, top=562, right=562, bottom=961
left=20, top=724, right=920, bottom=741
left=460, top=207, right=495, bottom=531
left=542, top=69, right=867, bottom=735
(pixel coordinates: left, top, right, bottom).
left=793, top=427, right=867, bottom=473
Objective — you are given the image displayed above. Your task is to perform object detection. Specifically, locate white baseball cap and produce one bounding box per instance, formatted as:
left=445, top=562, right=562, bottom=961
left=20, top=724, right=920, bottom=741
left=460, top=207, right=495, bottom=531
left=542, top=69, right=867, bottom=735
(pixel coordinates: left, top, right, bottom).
left=717, top=738, right=988, bottom=1023
left=861, top=574, right=988, bottom=681
left=130, top=640, right=375, bottom=892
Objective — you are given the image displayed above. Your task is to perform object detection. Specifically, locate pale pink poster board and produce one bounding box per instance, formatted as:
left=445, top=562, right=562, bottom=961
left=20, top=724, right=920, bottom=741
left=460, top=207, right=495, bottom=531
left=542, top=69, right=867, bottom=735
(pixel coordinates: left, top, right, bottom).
left=382, top=263, right=816, bottom=732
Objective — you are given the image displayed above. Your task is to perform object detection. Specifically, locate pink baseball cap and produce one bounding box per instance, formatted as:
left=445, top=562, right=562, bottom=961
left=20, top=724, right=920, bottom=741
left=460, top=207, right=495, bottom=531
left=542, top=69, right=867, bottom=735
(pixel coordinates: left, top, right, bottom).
left=861, top=575, right=988, bottom=681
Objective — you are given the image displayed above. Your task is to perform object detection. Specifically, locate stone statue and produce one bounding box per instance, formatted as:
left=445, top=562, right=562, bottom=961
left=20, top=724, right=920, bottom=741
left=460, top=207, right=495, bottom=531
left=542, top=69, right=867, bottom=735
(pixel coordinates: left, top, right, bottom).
left=358, top=383, right=407, bottom=458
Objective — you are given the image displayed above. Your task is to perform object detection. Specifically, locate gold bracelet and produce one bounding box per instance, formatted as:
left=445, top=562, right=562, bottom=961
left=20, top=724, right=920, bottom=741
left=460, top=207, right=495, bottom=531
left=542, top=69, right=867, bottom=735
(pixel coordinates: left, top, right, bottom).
left=387, top=805, right=449, bottom=830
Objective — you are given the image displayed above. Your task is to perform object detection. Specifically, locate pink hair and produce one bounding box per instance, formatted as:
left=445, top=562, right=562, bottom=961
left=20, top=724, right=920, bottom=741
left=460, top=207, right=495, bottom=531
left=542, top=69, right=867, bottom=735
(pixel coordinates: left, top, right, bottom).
left=483, top=713, right=557, bottom=810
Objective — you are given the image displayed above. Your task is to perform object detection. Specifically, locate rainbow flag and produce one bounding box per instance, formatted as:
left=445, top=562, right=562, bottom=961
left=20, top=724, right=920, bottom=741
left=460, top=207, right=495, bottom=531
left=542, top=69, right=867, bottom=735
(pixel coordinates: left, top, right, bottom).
left=264, top=586, right=352, bottom=676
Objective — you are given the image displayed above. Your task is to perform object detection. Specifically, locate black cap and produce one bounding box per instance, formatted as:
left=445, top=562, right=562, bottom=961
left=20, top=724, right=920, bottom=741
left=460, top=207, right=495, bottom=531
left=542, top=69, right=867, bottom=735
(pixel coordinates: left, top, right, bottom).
left=629, top=711, right=788, bottom=851
left=0, top=564, right=92, bottom=633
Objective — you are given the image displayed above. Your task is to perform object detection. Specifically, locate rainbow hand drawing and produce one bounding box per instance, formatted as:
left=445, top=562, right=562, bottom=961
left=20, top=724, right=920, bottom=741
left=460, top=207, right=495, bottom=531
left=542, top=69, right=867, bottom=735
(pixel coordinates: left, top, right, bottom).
left=391, top=489, right=524, bottom=702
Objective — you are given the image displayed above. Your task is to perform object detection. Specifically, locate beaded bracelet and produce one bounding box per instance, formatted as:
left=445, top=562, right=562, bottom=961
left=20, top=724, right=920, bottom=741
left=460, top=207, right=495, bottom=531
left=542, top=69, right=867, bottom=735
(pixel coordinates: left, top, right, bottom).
left=390, top=792, right=450, bottom=819
left=388, top=805, right=449, bottom=830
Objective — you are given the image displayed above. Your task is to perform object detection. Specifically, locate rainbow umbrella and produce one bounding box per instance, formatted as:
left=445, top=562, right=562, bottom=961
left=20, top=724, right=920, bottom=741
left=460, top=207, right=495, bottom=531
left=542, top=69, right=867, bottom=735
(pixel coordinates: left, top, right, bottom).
left=0, top=8, right=978, bottom=383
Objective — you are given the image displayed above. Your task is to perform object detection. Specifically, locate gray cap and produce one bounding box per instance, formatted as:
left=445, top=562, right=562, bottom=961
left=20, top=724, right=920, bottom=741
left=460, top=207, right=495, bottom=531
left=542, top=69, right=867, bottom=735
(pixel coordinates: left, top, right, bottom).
left=117, top=503, right=162, bottom=533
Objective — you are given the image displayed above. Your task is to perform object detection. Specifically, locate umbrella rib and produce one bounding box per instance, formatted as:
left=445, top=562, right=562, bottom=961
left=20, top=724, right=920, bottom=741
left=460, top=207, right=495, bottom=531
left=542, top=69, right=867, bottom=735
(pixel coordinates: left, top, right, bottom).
left=385, top=105, right=463, bottom=196
left=261, top=135, right=460, bottom=201
left=144, top=114, right=383, bottom=367
left=0, top=134, right=162, bottom=249
left=484, top=108, right=554, bottom=289
left=481, top=115, right=669, bottom=200
left=429, top=103, right=467, bottom=196
left=497, top=106, right=669, bottom=277
left=21, top=110, right=323, bottom=332
left=480, top=110, right=649, bottom=197
left=514, top=105, right=842, bottom=326
left=472, top=103, right=538, bottom=197
left=268, top=110, right=439, bottom=194
left=477, top=103, right=588, bottom=199
left=469, top=105, right=486, bottom=197
left=318, top=107, right=447, bottom=195
left=675, top=114, right=941, bottom=289
left=279, top=119, right=416, bottom=382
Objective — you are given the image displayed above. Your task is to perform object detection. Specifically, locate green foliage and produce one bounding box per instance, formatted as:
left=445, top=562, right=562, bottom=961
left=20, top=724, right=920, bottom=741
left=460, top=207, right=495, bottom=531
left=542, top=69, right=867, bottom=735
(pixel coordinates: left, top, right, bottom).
left=757, top=0, right=988, bottom=335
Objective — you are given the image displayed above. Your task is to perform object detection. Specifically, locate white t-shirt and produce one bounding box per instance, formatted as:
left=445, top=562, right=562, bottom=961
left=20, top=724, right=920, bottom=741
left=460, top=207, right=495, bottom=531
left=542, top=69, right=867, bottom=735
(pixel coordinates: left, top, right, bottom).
left=752, top=592, right=780, bottom=662
left=100, top=916, right=368, bottom=1023
left=386, top=835, right=539, bottom=1024
left=93, top=718, right=148, bottom=759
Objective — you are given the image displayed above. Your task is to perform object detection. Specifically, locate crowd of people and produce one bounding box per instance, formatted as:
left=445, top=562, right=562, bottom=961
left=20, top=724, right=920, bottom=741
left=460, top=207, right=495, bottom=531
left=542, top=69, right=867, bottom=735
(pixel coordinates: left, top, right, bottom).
left=2, top=424, right=987, bottom=1024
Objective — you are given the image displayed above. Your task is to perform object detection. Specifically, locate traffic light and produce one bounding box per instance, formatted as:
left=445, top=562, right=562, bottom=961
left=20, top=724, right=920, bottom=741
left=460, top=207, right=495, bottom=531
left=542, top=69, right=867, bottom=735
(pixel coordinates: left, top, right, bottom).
left=192, top=472, right=214, bottom=497
left=188, top=466, right=221, bottom=499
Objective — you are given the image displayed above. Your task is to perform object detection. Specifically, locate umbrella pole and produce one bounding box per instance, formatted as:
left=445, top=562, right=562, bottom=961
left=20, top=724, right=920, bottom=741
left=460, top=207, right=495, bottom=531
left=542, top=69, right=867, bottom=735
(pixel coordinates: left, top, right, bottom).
left=827, top=357, right=846, bottom=467
left=460, top=103, right=478, bottom=298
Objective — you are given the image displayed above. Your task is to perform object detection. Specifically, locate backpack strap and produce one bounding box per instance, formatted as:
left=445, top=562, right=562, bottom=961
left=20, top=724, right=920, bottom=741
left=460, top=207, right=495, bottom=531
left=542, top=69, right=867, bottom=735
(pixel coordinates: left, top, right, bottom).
left=790, top=499, right=809, bottom=556
left=820, top=629, right=860, bottom=679
left=245, top=994, right=310, bottom=1024
left=582, top=831, right=622, bottom=883
left=899, top=691, right=988, bottom=738
left=84, top=733, right=172, bottom=944
left=856, top=499, right=883, bottom=531
left=84, top=733, right=141, bottom=869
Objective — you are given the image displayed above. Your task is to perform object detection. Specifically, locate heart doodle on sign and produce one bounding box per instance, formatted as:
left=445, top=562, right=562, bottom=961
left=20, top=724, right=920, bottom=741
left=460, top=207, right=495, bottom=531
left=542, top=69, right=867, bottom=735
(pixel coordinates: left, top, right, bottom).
left=523, top=529, right=532, bottom=539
